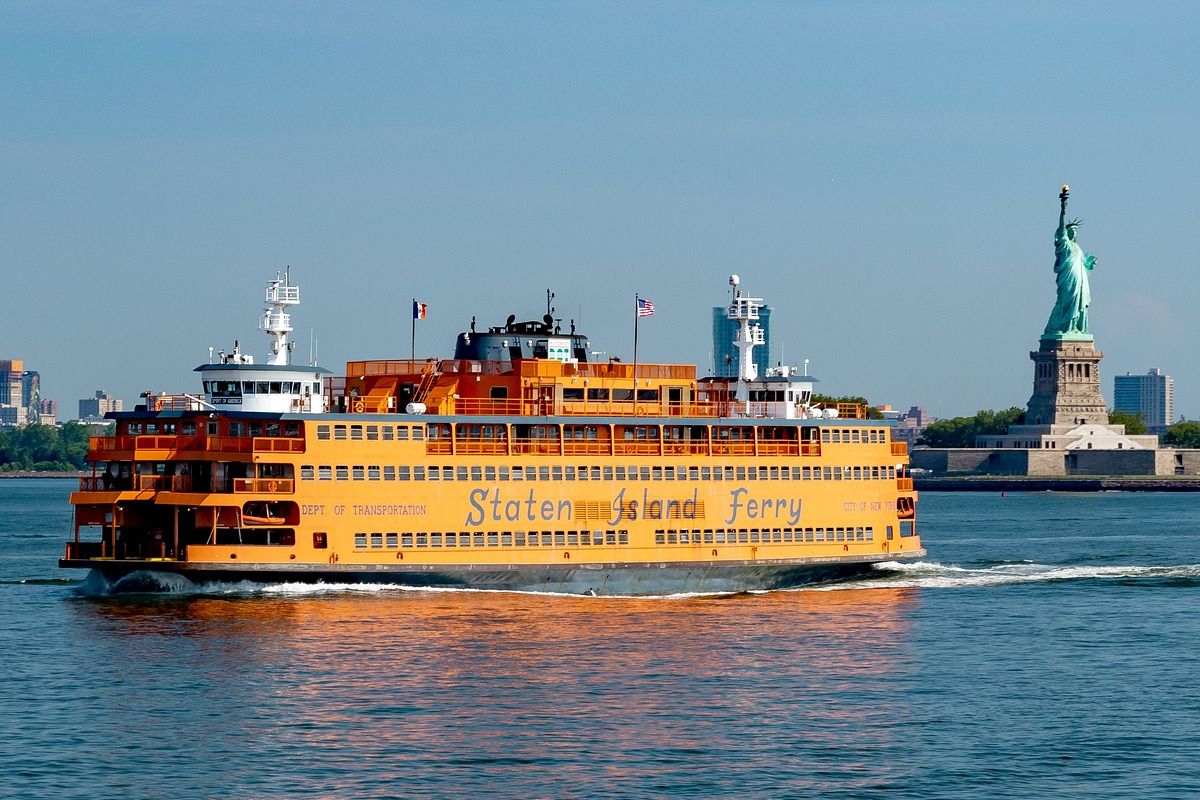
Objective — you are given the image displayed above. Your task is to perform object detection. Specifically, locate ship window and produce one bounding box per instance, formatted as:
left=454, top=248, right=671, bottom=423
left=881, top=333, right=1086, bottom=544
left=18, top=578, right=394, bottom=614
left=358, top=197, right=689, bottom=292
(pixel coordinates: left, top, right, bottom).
left=368, top=466, right=381, bottom=481
left=396, top=426, right=409, bottom=440
left=577, top=466, right=588, bottom=481
left=666, top=466, right=676, bottom=480
left=318, top=466, right=332, bottom=481
left=554, top=532, right=566, bottom=547
left=772, top=529, right=783, bottom=543
left=397, top=466, right=410, bottom=480
left=563, top=388, right=584, bottom=401
left=242, top=381, right=255, bottom=394
left=428, top=468, right=439, bottom=481
left=381, top=426, right=393, bottom=441
left=401, top=533, right=414, bottom=547
left=313, top=532, right=327, bottom=549
left=456, top=466, right=468, bottom=481
left=592, top=531, right=604, bottom=545
left=737, top=530, right=749, bottom=543
left=350, top=425, right=363, bottom=440
left=444, top=532, right=456, bottom=548
left=412, top=427, right=424, bottom=441
left=612, top=388, right=634, bottom=402
left=413, top=466, right=425, bottom=480
left=350, top=466, right=363, bottom=480
left=783, top=529, right=793, bottom=542
left=369, top=533, right=383, bottom=548
left=749, top=529, right=760, bottom=543
left=471, top=532, right=484, bottom=548
left=334, top=425, right=347, bottom=440
left=539, top=466, right=550, bottom=481
left=567, top=531, right=579, bottom=546
left=900, top=521, right=916, bottom=537
left=301, top=465, right=315, bottom=480
left=489, top=386, right=508, bottom=400
left=386, top=532, right=398, bottom=548
left=498, top=466, right=508, bottom=480
left=554, top=466, right=564, bottom=480
left=354, top=533, right=367, bottom=548
left=606, top=531, right=616, bottom=545
left=472, top=466, right=483, bottom=481
left=335, top=466, right=348, bottom=481
left=616, top=467, right=626, bottom=480
left=318, top=425, right=330, bottom=440
left=415, top=533, right=427, bottom=547
left=249, top=423, right=263, bottom=437
left=367, top=425, right=379, bottom=440
left=512, top=466, right=523, bottom=481
left=515, top=532, right=526, bottom=546
left=587, top=388, right=609, bottom=401
left=499, top=532, right=511, bottom=546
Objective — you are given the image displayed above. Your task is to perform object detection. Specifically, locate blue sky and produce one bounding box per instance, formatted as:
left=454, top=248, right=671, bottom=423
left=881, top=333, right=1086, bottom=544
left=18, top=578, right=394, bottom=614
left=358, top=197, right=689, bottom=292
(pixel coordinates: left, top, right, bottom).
left=3, top=1, right=1198, bottom=419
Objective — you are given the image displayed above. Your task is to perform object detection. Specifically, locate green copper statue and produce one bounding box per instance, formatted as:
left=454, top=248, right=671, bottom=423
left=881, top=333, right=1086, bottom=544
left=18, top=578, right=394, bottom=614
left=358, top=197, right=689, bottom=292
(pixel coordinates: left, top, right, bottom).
left=1042, top=184, right=1097, bottom=339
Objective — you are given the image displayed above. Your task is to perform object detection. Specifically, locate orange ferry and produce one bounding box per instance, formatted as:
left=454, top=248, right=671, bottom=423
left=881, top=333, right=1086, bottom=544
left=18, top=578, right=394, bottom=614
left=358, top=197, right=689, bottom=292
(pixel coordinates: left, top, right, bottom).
left=61, top=272, right=923, bottom=594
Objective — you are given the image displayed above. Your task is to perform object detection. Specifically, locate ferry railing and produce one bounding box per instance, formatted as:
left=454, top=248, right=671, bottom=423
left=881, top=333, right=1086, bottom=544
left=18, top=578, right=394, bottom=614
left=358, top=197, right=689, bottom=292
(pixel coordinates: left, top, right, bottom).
left=663, top=441, right=708, bottom=456
left=510, top=438, right=563, bottom=456
left=252, top=437, right=306, bottom=453
left=453, top=440, right=509, bottom=455
left=891, top=442, right=908, bottom=456
left=896, top=477, right=914, bottom=491
left=452, top=398, right=526, bottom=416
left=563, top=440, right=611, bottom=455
left=613, top=440, right=662, bottom=456
left=78, top=476, right=107, bottom=491
left=711, top=442, right=755, bottom=456
left=425, top=440, right=454, bottom=455
left=757, top=442, right=800, bottom=456
left=137, top=475, right=169, bottom=491
left=233, top=478, right=295, bottom=494
left=800, top=442, right=821, bottom=457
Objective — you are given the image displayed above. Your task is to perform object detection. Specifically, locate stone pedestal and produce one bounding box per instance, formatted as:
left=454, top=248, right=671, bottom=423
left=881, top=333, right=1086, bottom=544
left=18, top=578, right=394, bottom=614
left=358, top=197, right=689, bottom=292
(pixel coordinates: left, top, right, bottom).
left=1025, top=338, right=1109, bottom=426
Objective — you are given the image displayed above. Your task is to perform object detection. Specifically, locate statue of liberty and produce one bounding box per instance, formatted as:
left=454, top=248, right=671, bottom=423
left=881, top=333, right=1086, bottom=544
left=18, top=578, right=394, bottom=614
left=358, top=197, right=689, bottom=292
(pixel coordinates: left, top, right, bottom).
left=1042, top=184, right=1097, bottom=339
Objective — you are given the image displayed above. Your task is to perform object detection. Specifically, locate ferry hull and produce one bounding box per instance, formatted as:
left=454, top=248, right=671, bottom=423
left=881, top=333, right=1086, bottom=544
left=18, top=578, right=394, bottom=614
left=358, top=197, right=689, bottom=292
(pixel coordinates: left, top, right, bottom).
left=65, top=550, right=925, bottom=596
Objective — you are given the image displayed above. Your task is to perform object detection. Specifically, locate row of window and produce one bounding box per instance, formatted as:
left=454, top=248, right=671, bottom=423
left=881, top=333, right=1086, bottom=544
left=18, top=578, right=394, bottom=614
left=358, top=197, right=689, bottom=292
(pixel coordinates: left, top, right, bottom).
left=123, top=420, right=304, bottom=438
left=206, top=380, right=321, bottom=397
left=654, top=526, right=877, bottom=544
left=317, top=424, right=424, bottom=442
left=347, top=524, right=919, bottom=550
left=301, top=463, right=902, bottom=482
left=354, top=529, right=632, bottom=549
left=314, top=423, right=889, bottom=445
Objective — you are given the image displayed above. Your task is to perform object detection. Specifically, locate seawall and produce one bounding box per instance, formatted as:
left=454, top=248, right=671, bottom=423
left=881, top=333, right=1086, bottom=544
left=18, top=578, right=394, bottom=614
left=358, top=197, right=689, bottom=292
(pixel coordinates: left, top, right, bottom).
left=915, top=475, right=1200, bottom=492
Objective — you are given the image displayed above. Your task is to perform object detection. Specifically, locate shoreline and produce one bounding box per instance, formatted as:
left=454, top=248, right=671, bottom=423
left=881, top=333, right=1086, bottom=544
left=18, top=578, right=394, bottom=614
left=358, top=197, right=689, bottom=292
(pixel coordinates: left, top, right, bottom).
left=916, top=475, right=1200, bottom=492
left=0, top=471, right=84, bottom=479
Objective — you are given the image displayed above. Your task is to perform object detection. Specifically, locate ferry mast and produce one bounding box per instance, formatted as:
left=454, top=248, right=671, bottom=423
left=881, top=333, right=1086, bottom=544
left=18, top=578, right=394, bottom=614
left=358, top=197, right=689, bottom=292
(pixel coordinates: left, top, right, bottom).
left=727, top=274, right=765, bottom=415
left=260, top=269, right=300, bottom=366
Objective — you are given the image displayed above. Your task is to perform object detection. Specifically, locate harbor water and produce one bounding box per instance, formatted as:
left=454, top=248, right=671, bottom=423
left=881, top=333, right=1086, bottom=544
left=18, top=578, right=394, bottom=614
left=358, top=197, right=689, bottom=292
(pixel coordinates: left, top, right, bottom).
left=2, top=478, right=1199, bottom=798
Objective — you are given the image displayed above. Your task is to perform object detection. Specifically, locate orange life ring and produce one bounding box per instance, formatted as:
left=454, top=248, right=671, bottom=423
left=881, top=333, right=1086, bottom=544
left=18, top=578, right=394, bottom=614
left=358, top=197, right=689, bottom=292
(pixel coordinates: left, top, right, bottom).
left=353, top=400, right=365, bottom=413
left=267, top=480, right=279, bottom=493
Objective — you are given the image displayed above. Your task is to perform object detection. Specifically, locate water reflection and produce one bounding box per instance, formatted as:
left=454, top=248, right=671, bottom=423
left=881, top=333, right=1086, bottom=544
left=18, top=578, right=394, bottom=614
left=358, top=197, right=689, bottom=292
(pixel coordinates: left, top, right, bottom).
left=68, top=587, right=921, bottom=798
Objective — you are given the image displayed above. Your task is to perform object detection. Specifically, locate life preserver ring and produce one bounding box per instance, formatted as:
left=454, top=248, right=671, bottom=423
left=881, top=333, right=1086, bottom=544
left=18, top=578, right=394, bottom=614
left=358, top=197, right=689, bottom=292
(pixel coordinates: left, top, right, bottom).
left=267, top=480, right=279, bottom=492
left=353, top=400, right=365, bottom=413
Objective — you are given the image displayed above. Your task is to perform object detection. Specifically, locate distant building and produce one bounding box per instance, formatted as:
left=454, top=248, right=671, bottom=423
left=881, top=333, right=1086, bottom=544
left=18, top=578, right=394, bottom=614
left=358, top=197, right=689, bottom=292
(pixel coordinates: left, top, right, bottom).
left=38, top=398, right=58, bottom=426
left=712, top=305, right=772, bottom=378
left=0, top=359, right=29, bottom=426
left=1113, top=369, right=1173, bottom=436
left=79, top=390, right=123, bottom=420
left=893, top=405, right=935, bottom=448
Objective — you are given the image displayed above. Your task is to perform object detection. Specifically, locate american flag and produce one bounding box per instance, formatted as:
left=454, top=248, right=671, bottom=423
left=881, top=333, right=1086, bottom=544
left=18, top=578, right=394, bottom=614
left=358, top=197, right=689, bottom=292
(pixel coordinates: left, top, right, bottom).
left=637, top=297, right=655, bottom=317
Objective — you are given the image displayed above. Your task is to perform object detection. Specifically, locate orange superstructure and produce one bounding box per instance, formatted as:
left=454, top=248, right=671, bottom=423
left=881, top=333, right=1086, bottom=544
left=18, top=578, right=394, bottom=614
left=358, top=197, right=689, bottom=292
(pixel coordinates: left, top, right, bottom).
left=61, top=274, right=923, bottom=595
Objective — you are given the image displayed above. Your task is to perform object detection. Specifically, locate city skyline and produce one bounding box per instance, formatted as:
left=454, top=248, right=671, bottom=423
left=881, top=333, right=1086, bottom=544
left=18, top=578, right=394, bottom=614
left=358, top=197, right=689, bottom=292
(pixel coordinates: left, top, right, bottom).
left=4, top=3, right=1200, bottom=420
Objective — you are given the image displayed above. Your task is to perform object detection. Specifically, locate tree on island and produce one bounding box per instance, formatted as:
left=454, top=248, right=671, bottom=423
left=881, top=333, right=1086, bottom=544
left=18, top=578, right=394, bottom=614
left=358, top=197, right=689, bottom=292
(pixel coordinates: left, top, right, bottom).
left=1107, top=409, right=1147, bottom=436
left=917, top=408, right=1025, bottom=448
left=0, top=422, right=109, bottom=472
left=1164, top=421, right=1200, bottom=449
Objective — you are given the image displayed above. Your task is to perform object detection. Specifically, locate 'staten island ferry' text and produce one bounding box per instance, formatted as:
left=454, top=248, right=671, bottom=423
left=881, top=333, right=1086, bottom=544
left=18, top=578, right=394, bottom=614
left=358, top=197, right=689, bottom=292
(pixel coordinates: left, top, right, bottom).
left=61, top=273, right=923, bottom=595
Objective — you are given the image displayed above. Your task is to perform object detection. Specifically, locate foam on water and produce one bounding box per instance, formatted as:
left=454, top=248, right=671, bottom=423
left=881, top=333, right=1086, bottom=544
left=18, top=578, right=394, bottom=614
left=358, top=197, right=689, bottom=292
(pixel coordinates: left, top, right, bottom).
left=803, top=559, right=1200, bottom=591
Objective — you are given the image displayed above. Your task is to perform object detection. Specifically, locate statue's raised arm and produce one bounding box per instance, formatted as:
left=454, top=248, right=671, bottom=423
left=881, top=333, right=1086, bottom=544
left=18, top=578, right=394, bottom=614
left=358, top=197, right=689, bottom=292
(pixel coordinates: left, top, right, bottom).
left=1042, top=184, right=1095, bottom=340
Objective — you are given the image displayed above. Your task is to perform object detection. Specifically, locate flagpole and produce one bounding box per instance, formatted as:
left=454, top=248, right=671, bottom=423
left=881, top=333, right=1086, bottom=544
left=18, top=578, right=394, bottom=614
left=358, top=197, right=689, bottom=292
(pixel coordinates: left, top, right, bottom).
left=632, top=294, right=640, bottom=416
left=411, top=298, right=416, bottom=362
